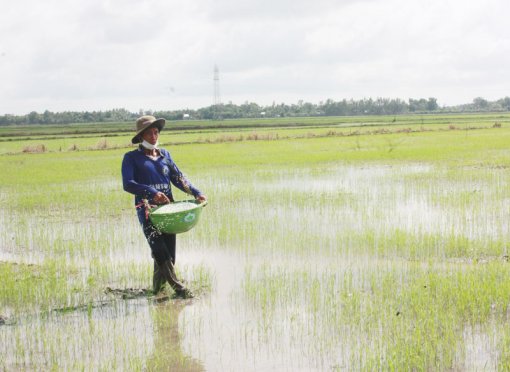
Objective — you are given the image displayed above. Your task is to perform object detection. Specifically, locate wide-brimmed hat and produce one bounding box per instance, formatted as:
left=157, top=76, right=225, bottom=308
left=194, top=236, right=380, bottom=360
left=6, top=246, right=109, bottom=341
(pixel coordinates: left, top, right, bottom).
left=132, top=115, right=166, bottom=144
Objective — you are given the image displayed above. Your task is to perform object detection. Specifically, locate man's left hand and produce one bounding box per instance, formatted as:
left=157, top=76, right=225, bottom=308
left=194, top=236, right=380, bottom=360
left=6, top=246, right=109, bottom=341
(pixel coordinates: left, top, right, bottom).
left=196, top=194, right=207, bottom=203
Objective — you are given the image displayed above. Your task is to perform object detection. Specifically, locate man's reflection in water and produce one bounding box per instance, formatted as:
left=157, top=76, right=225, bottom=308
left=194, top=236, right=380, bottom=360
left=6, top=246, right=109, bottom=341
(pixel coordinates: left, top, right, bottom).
left=147, top=300, right=203, bottom=371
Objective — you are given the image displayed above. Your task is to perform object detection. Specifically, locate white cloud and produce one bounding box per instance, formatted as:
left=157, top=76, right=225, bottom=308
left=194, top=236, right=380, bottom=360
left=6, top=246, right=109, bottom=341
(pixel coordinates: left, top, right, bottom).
left=0, top=0, right=509, bottom=114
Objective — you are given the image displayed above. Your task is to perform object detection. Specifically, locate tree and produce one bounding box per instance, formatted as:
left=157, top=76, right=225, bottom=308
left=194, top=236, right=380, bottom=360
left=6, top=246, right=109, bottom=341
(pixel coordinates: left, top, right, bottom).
left=497, top=97, right=510, bottom=110
left=28, top=111, right=40, bottom=124
left=427, top=98, right=438, bottom=111
left=409, top=98, right=428, bottom=112
left=473, top=97, right=488, bottom=110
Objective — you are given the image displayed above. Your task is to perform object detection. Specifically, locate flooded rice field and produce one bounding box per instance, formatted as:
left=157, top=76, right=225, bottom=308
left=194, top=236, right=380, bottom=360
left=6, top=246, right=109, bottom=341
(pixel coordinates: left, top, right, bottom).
left=2, top=163, right=510, bottom=370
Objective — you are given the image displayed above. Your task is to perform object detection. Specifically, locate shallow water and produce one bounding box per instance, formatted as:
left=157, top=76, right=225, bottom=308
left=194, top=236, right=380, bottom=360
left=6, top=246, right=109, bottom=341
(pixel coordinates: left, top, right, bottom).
left=0, top=298, right=204, bottom=371
left=2, top=163, right=509, bottom=370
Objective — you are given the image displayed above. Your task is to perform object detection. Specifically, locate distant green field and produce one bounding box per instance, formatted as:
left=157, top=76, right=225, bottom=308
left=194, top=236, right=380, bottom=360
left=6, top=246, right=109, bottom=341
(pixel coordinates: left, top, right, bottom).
left=1, top=112, right=508, bottom=137
left=0, top=112, right=508, bottom=154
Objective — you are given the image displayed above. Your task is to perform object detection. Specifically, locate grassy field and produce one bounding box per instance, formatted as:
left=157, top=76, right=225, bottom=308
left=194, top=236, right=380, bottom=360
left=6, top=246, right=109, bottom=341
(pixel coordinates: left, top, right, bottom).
left=1, top=112, right=508, bottom=154
left=1, top=113, right=510, bottom=370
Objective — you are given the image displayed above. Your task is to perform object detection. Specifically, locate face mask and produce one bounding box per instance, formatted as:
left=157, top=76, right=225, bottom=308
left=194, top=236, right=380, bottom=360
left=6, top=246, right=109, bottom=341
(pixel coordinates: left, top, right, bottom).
left=141, top=140, right=158, bottom=150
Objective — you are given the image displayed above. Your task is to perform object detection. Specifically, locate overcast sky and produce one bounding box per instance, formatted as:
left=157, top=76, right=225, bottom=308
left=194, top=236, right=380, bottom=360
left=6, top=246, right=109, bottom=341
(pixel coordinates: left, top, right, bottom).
left=1, top=0, right=509, bottom=115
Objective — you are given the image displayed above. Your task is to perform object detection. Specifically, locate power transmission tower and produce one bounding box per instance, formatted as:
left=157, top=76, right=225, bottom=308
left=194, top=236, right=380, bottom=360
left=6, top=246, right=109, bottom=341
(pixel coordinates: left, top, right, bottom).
left=213, top=64, right=222, bottom=120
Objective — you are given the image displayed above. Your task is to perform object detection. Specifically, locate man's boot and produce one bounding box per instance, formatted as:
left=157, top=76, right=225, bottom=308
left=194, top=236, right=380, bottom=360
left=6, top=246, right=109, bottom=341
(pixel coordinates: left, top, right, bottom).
left=157, top=261, right=194, bottom=299
left=153, top=260, right=166, bottom=294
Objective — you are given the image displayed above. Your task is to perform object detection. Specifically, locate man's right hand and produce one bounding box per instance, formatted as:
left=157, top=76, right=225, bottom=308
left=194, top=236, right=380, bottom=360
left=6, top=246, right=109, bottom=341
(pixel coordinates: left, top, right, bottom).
left=153, top=192, right=170, bottom=205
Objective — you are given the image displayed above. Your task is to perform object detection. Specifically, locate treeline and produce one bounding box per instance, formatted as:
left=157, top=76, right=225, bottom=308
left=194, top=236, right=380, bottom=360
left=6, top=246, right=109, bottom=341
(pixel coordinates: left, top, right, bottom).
left=0, top=108, right=134, bottom=126
left=190, top=97, right=438, bottom=120
left=2, top=96, right=510, bottom=125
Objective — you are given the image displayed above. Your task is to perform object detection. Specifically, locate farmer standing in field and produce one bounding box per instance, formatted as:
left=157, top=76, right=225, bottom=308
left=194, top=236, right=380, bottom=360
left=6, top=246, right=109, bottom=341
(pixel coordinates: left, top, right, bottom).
left=122, top=115, right=207, bottom=299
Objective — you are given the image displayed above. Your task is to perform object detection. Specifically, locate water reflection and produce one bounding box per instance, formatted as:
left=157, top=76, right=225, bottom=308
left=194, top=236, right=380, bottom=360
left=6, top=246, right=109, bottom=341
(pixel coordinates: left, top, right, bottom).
left=147, top=300, right=203, bottom=371
left=0, top=298, right=204, bottom=371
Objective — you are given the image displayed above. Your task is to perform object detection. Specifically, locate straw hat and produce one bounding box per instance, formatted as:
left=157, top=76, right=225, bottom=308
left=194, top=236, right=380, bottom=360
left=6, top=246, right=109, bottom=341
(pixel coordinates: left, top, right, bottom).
left=132, top=115, right=166, bottom=144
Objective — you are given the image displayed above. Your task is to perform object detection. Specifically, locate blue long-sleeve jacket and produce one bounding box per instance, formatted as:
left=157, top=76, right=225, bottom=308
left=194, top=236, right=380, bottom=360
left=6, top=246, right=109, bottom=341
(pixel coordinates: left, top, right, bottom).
left=122, top=146, right=202, bottom=224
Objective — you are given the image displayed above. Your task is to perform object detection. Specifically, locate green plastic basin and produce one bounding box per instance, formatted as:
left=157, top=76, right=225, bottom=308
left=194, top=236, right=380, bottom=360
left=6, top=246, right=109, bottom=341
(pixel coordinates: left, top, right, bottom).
left=149, top=200, right=207, bottom=234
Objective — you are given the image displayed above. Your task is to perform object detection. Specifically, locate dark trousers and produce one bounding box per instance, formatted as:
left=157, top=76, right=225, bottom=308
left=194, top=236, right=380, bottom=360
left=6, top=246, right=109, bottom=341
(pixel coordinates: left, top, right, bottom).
left=142, top=221, right=176, bottom=265
left=142, top=221, right=177, bottom=293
